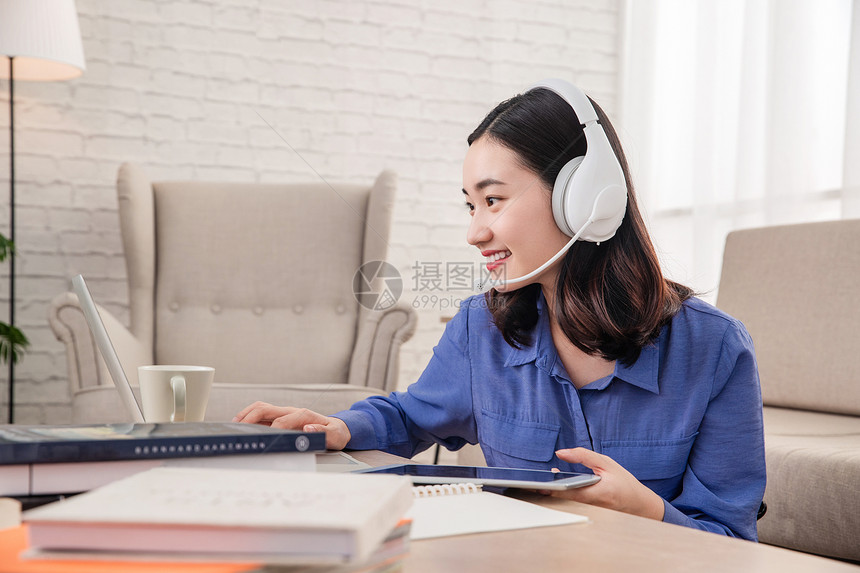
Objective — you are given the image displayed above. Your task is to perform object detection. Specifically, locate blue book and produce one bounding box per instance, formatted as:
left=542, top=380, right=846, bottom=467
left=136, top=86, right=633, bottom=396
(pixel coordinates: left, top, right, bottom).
left=0, top=423, right=325, bottom=497
left=0, top=422, right=324, bottom=464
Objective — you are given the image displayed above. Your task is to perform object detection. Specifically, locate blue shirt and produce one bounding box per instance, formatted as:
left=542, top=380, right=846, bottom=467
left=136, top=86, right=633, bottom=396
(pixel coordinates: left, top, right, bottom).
left=335, top=293, right=766, bottom=540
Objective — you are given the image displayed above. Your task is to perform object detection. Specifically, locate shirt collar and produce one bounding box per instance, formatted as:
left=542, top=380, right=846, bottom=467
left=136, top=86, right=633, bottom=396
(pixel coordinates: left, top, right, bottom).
left=502, top=290, right=661, bottom=394
left=610, top=340, right=659, bottom=394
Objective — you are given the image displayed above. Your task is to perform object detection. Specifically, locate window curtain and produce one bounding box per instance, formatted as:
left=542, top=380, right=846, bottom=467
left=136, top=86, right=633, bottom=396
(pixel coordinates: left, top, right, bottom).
left=618, top=0, right=857, bottom=300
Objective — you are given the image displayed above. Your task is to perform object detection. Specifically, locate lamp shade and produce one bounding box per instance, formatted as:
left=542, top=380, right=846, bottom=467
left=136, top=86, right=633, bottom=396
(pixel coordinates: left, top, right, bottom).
left=0, top=0, right=86, bottom=81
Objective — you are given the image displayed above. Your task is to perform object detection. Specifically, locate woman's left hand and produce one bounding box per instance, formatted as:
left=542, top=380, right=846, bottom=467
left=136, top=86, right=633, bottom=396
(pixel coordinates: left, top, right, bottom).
left=548, top=447, right=666, bottom=521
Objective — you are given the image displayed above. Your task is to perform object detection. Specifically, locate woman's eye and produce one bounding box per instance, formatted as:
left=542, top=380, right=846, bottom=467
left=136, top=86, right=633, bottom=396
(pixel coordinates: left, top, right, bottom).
left=464, top=202, right=474, bottom=212
left=486, top=197, right=499, bottom=206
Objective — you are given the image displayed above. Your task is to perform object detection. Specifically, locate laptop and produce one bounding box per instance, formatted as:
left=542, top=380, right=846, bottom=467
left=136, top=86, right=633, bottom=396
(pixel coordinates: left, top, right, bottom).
left=71, top=274, right=145, bottom=423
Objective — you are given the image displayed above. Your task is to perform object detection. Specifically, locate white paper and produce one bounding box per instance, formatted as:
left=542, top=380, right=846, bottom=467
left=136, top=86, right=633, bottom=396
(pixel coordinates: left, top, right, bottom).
left=408, top=491, right=587, bottom=540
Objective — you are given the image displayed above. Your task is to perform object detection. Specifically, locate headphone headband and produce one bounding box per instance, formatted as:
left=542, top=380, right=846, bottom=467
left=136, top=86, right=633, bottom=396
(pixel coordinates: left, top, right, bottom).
left=528, top=79, right=599, bottom=125
left=526, top=79, right=628, bottom=242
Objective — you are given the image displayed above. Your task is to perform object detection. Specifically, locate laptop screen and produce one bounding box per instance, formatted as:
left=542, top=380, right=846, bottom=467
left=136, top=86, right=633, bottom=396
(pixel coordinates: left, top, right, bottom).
left=71, top=274, right=145, bottom=422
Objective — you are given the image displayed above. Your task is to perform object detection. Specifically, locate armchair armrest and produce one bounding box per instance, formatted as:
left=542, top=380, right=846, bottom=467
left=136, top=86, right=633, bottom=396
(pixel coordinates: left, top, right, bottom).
left=348, top=302, right=417, bottom=393
left=48, top=292, right=153, bottom=396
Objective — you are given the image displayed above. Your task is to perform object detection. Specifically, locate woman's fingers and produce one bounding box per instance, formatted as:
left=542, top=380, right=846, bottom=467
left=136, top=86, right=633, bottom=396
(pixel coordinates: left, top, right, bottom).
left=269, top=408, right=328, bottom=430
left=550, top=447, right=665, bottom=520
left=233, top=401, right=296, bottom=424
left=233, top=404, right=351, bottom=451
left=555, top=447, right=612, bottom=473
left=302, top=417, right=352, bottom=450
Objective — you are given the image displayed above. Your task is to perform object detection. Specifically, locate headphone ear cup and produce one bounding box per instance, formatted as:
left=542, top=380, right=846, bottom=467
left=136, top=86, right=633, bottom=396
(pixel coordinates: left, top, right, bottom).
left=583, top=184, right=627, bottom=242
left=552, top=156, right=584, bottom=237
left=556, top=124, right=627, bottom=242
left=533, top=79, right=628, bottom=244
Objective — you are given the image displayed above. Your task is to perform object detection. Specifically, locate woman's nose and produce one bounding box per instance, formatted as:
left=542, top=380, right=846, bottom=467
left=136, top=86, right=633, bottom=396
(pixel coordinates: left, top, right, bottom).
left=467, top=211, right=493, bottom=246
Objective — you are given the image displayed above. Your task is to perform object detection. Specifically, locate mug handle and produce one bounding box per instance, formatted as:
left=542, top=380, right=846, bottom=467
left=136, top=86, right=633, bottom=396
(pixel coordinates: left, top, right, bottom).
left=170, top=375, right=187, bottom=422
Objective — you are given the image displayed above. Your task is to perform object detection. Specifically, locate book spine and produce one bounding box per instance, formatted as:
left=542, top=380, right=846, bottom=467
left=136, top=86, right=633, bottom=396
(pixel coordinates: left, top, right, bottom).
left=1, top=432, right=325, bottom=465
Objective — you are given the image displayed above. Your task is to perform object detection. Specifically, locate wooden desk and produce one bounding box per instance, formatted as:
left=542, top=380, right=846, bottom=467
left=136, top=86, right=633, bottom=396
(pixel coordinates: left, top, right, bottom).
left=348, top=451, right=859, bottom=573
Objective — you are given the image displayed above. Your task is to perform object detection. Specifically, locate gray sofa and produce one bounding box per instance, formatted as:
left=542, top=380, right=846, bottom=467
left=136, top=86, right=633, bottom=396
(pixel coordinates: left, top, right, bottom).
left=49, top=164, right=417, bottom=423
left=717, top=219, right=860, bottom=561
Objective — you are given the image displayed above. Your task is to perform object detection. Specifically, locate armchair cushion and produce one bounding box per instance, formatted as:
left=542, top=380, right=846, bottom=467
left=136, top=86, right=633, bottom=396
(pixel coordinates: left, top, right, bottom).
left=69, top=382, right=386, bottom=424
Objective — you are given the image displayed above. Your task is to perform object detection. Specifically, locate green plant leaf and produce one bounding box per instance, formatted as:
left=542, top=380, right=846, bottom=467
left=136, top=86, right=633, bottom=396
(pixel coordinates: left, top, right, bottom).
left=0, top=322, right=29, bottom=365
left=0, top=235, right=14, bottom=263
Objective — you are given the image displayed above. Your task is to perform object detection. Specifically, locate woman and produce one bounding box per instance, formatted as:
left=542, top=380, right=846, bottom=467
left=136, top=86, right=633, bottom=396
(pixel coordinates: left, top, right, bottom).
left=234, top=80, right=766, bottom=540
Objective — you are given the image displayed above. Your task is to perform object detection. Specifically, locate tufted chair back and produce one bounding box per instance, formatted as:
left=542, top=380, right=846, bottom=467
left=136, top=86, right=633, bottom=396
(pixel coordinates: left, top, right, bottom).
left=50, top=164, right=416, bottom=423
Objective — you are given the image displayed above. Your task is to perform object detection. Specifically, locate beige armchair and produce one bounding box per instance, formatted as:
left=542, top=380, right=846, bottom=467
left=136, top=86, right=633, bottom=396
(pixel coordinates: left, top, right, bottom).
left=49, top=164, right=417, bottom=423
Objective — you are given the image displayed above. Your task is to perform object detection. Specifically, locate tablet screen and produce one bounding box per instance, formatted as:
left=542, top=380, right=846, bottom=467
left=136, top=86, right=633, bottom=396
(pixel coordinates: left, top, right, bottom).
left=358, top=464, right=600, bottom=490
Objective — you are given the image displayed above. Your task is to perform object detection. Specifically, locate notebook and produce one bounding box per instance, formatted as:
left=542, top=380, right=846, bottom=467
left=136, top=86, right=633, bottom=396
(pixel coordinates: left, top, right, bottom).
left=408, top=483, right=587, bottom=540
left=71, top=274, right=145, bottom=422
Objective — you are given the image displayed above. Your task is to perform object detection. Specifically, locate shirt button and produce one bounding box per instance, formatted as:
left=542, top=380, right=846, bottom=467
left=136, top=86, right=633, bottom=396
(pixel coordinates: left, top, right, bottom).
left=168, top=302, right=179, bottom=312
left=335, top=304, right=346, bottom=314
left=253, top=306, right=264, bottom=316
left=293, top=304, right=304, bottom=315
left=211, top=304, right=222, bottom=314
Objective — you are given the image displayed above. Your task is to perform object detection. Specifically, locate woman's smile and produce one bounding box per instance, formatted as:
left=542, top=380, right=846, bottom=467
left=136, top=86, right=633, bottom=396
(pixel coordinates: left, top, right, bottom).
left=483, top=249, right=512, bottom=271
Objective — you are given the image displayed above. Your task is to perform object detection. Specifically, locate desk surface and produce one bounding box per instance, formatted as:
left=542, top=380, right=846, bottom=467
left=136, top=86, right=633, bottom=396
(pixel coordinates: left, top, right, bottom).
left=349, top=451, right=859, bottom=573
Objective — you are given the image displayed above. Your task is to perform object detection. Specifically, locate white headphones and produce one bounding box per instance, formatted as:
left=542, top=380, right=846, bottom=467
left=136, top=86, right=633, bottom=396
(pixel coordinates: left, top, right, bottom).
left=530, top=79, right=628, bottom=243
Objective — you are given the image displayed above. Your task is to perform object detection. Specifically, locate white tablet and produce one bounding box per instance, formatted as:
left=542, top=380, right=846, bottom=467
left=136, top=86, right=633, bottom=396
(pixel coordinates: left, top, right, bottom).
left=356, top=463, right=600, bottom=490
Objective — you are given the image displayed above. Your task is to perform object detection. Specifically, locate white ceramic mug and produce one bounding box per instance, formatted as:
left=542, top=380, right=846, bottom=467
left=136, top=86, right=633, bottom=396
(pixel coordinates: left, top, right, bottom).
left=138, top=365, right=214, bottom=423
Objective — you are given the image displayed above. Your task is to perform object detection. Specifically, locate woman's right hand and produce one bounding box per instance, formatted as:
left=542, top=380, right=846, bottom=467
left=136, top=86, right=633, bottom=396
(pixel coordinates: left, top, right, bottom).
left=232, top=402, right=351, bottom=451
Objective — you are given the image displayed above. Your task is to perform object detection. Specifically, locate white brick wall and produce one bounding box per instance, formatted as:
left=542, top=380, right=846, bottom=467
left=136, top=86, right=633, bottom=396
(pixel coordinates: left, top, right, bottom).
left=0, top=0, right=622, bottom=423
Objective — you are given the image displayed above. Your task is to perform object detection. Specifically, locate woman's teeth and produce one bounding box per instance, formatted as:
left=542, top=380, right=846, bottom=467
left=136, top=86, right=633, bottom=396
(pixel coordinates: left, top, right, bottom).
left=487, top=250, right=512, bottom=262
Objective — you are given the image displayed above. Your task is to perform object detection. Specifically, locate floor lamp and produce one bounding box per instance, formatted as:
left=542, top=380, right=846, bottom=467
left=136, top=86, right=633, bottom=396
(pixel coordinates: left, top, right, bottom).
left=0, top=0, right=86, bottom=423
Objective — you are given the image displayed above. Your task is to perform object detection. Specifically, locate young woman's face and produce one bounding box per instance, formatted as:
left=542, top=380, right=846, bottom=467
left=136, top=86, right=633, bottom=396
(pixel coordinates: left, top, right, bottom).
left=463, top=136, right=570, bottom=292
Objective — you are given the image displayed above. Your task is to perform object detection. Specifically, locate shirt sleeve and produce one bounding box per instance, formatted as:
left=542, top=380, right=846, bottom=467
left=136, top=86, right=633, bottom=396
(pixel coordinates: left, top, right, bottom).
left=332, top=302, right=478, bottom=459
left=662, top=321, right=767, bottom=540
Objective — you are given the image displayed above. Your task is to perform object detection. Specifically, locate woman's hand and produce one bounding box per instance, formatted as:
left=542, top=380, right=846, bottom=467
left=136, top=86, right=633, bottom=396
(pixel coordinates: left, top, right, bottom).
left=549, top=447, right=666, bottom=521
left=232, top=402, right=351, bottom=451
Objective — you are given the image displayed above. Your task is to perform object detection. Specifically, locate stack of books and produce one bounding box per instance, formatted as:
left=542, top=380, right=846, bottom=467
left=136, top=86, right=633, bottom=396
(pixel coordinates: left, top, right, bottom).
left=20, top=466, right=414, bottom=570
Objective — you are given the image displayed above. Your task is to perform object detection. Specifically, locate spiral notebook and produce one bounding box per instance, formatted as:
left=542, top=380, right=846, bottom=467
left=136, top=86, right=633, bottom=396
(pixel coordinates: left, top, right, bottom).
left=408, top=483, right=587, bottom=540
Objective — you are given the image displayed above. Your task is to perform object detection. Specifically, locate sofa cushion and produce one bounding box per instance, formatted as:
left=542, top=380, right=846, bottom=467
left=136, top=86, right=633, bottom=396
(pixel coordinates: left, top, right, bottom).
left=759, top=406, right=860, bottom=561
